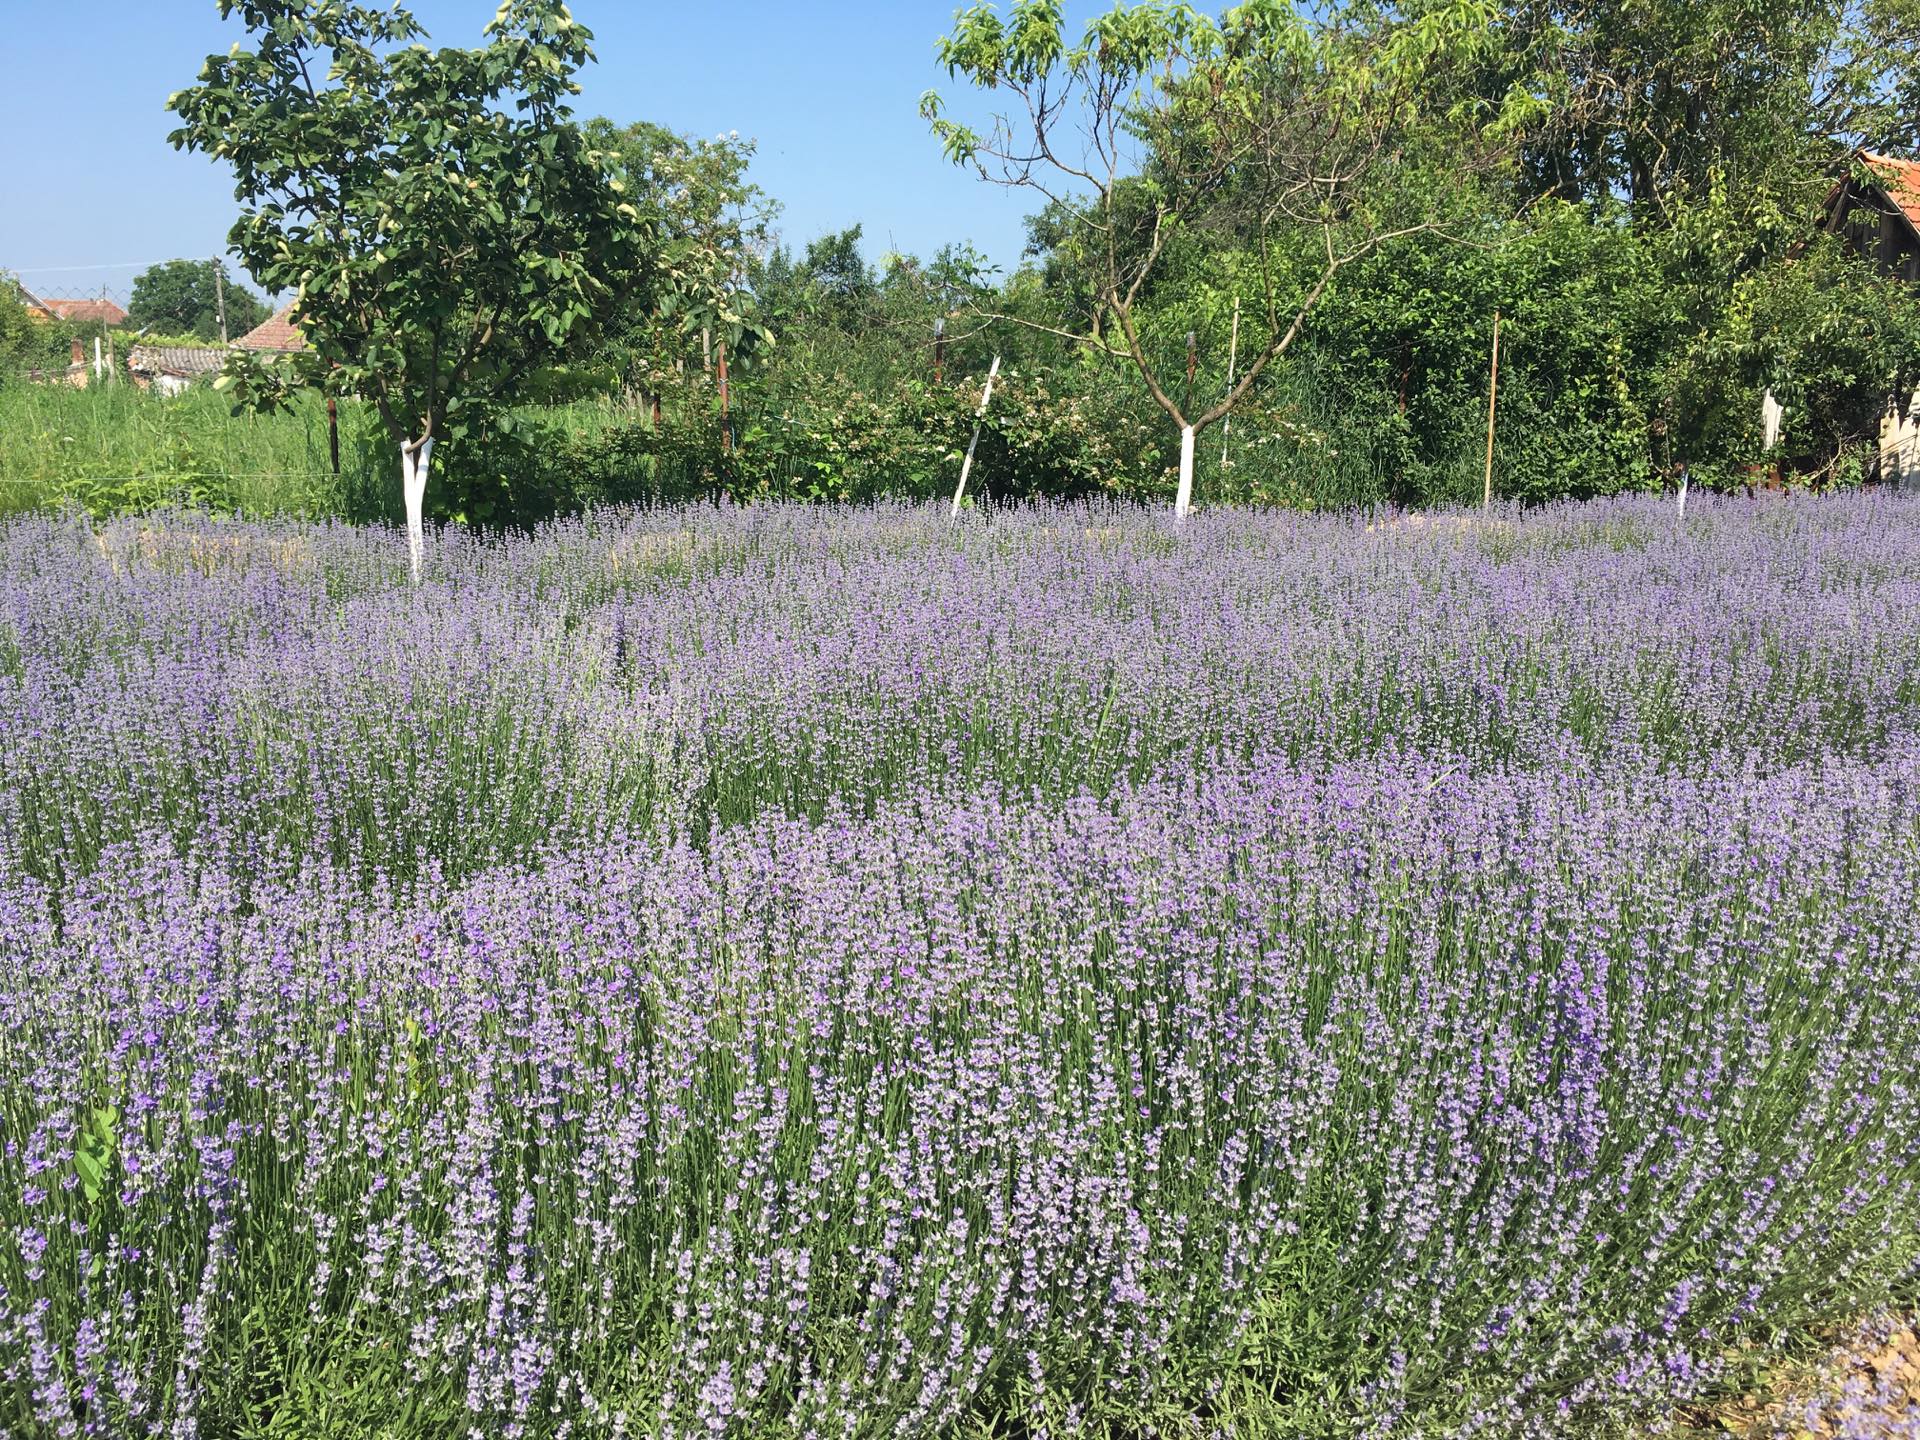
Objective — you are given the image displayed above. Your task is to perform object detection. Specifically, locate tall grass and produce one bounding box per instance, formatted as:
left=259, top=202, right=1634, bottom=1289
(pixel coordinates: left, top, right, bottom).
left=0, top=381, right=382, bottom=519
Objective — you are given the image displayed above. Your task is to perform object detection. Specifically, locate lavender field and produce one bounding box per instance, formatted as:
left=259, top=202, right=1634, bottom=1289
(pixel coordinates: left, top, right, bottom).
left=1, top=497, right=1918, bottom=1438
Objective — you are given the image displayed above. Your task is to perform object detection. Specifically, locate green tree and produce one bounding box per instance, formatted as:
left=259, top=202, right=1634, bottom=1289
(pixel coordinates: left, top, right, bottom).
left=1493, top=0, right=1920, bottom=218
left=0, top=278, right=41, bottom=383
left=925, top=0, right=1536, bottom=515
left=582, top=119, right=777, bottom=387
left=168, top=0, right=655, bottom=571
left=128, top=259, right=269, bottom=342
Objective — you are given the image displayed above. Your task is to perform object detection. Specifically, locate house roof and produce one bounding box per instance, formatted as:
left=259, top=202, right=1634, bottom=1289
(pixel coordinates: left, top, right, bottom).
left=39, top=296, right=130, bottom=326
left=1863, top=152, right=1920, bottom=235
left=127, top=344, right=227, bottom=378
left=11, top=283, right=59, bottom=321
left=1826, top=151, right=1920, bottom=243
left=234, top=301, right=307, bottom=352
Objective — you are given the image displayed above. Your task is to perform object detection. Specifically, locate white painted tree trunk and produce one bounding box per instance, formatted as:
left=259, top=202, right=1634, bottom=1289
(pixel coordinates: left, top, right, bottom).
left=1174, top=424, right=1196, bottom=520
left=400, top=435, right=434, bottom=581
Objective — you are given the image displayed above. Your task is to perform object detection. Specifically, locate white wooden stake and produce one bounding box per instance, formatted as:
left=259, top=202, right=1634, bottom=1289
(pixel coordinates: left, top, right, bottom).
left=1221, top=298, right=1240, bottom=468
left=1882, top=398, right=1903, bottom=490
left=1175, top=424, right=1197, bottom=520
left=1677, top=464, right=1688, bottom=520
left=1482, top=309, right=1501, bottom=510
left=1904, top=387, right=1920, bottom=490
left=93, top=337, right=103, bottom=380
left=950, top=355, right=1000, bottom=517
left=401, top=435, right=434, bottom=580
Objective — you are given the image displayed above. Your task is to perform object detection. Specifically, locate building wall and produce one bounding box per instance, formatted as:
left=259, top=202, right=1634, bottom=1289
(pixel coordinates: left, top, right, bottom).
left=1830, top=186, right=1920, bottom=281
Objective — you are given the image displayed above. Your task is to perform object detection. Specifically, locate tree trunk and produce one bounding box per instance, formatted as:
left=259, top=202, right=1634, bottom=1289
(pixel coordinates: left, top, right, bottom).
left=400, top=435, right=434, bottom=581
left=1174, top=424, right=1196, bottom=521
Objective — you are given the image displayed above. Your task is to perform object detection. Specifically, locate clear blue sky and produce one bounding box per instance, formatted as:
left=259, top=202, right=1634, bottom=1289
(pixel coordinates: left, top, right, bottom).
left=0, top=0, right=1080, bottom=306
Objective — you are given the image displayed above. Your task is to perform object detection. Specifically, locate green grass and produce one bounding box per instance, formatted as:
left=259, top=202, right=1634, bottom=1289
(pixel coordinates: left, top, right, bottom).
left=0, top=381, right=384, bottom=519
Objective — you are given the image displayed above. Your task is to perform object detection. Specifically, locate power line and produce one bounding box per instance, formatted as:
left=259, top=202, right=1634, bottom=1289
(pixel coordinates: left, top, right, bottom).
left=8, top=260, right=190, bottom=274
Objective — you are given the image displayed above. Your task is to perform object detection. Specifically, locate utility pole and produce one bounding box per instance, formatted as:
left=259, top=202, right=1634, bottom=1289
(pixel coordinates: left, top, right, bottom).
left=214, top=259, right=229, bottom=345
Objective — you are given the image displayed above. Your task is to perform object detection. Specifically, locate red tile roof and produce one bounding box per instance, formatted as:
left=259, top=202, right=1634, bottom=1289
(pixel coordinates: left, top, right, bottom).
left=1863, top=152, right=1920, bottom=235
left=39, top=296, right=129, bottom=326
left=234, top=302, right=307, bottom=352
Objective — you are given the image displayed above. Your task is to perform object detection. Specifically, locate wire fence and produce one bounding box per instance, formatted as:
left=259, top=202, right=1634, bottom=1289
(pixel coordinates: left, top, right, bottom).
left=10, top=272, right=277, bottom=346
left=11, top=283, right=135, bottom=325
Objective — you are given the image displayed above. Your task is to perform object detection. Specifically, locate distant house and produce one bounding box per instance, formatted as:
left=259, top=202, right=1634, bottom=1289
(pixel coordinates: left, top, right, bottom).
left=9, top=281, right=129, bottom=328
left=12, top=283, right=61, bottom=323
left=127, top=343, right=227, bottom=397
left=118, top=300, right=306, bottom=396
left=37, top=295, right=130, bottom=328
left=234, top=302, right=307, bottom=353
left=1822, top=151, right=1920, bottom=282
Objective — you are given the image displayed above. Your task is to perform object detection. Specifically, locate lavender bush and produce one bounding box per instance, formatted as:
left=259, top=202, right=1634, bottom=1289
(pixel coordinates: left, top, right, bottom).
left=0, top=497, right=1917, bottom=1437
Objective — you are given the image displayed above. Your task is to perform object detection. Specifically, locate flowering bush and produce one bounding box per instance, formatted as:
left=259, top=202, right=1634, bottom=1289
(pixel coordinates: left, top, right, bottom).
left=0, top=496, right=1917, bottom=1436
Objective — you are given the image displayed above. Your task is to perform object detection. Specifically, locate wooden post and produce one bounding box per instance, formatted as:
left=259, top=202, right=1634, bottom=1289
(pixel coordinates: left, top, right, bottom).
left=950, top=355, right=1000, bottom=517
left=1482, top=308, right=1501, bottom=509
left=213, top=261, right=228, bottom=346
left=934, top=317, right=946, bottom=385
left=1220, top=298, right=1240, bottom=467
left=326, top=362, right=343, bottom=476
left=717, top=339, right=731, bottom=455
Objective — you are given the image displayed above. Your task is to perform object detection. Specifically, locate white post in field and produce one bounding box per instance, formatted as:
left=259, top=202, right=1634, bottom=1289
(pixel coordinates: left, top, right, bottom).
left=93, top=337, right=103, bottom=380
left=1881, top=399, right=1901, bottom=488
left=1175, top=424, right=1197, bottom=520
left=1904, top=388, right=1920, bottom=489
left=1220, top=298, right=1240, bottom=468
left=950, top=355, right=1001, bottom=518
left=1677, top=464, right=1689, bottom=520
left=401, top=436, right=434, bottom=581
left=1482, top=309, right=1501, bottom=510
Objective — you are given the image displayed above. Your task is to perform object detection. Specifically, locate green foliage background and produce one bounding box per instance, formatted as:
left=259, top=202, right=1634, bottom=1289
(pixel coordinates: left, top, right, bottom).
left=6, top=0, right=1920, bottom=525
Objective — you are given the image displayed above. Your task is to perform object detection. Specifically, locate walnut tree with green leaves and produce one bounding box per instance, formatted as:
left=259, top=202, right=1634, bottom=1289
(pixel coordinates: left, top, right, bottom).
left=168, top=0, right=655, bottom=574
